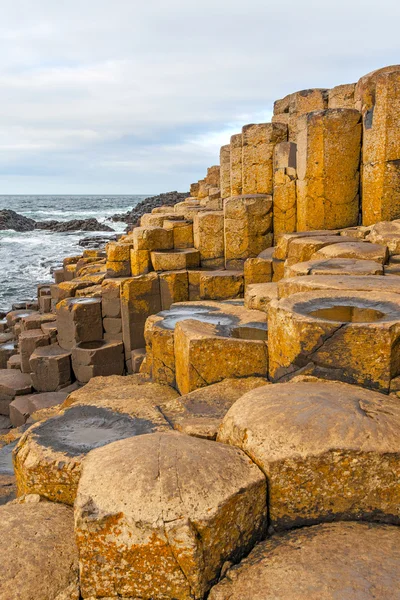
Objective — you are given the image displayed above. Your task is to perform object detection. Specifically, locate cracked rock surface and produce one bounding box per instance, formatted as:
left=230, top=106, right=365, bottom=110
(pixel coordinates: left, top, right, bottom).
left=75, top=431, right=267, bottom=599
left=208, top=522, right=400, bottom=600
left=218, top=381, right=400, bottom=530
left=0, top=501, right=79, bottom=600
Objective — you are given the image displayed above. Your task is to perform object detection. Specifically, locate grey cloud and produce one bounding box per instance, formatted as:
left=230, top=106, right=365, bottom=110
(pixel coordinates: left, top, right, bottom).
left=1, top=0, right=400, bottom=193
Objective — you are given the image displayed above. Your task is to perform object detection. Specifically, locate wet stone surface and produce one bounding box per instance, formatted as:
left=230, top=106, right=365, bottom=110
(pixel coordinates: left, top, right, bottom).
left=158, top=304, right=241, bottom=336
left=32, top=405, right=158, bottom=457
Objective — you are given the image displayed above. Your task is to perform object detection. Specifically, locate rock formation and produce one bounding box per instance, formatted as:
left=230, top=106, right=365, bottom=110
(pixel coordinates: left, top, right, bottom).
left=2, top=64, right=400, bottom=599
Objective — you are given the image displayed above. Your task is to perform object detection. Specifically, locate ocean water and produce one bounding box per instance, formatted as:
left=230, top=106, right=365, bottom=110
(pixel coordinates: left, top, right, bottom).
left=0, top=195, right=148, bottom=312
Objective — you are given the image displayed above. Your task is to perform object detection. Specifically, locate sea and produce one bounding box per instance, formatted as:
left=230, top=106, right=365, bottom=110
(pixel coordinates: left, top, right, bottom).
left=0, top=195, right=148, bottom=313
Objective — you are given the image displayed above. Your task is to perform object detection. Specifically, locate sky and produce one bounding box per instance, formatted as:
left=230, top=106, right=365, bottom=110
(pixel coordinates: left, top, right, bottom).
left=1, top=0, right=400, bottom=195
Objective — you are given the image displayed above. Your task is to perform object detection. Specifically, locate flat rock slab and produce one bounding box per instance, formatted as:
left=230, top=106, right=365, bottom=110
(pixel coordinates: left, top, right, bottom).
left=0, top=369, right=32, bottom=416
left=218, top=381, right=400, bottom=530
left=160, top=377, right=269, bottom=439
left=311, top=241, right=388, bottom=264
left=14, top=402, right=172, bottom=505
left=0, top=501, right=79, bottom=599
left=75, top=431, right=267, bottom=600
left=278, top=274, right=400, bottom=299
left=285, top=257, right=383, bottom=278
left=245, top=282, right=279, bottom=313
left=64, top=373, right=179, bottom=417
left=208, top=522, right=400, bottom=600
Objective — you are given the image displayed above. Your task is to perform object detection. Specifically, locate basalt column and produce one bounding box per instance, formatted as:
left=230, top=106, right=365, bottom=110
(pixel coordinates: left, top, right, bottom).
left=355, top=66, right=400, bottom=225
left=273, top=141, right=297, bottom=235
left=220, top=144, right=231, bottom=199
left=241, top=123, right=287, bottom=196
left=230, top=133, right=243, bottom=196
left=273, top=88, right=329, bottom=141
left=296, top=108, right=362, bottom=231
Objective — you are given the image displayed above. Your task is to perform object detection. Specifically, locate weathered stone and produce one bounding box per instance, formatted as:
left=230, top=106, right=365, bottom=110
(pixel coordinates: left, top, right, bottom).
left=57, top=297, right=103, bottom=350
left=273, top=141, right=297, bottom=236
left=30, top=344, right=72, bottom=392
left=75, top=431, right=267, bottom=600
left=193, top=211, right=225, bottom=268
left=311, top=241, right=388, bottom=264
left=219, top=144, right=231, bottom=199
left=0, top=342, right=17, bottom=369
left=159, top=270, right=189, bottom=310
left=285, top=257, right=384, bottom=278
left=71, top=340, right=124, bottom=383
left=130, top=248, right=151, bottom=275
left=106, top=260, right=131, bottom=278
left=7, top=353, right=21, bottom=370
left=245, top=282, right=279, bottom=312
left=151, top=248, right=200, bottom=271
left=219, top=381, right=400, bottom=529
left=146, top=301, right=267, bottom=391
left=175, top=318, right=268, bottom=394
left=268, top=290, right=400, bottom=391
left=14, top=399, right=170, bottom=505
left=274, top=229, right=341, bottom=261
left=242, top=122, right=287, bottom=195
left=208, top=522, right=400, bottom=600
left=328, top=82, right=356, bottom=108
left=224, top=195, right=273, bottom=269
left=296, top=109, right=362, bottom=231
left=230, top=133, right=243, bottom=196
left=120, top=273, right=161, bottom=353
left=278, top=274, right=400, bottom=299
left=199, top=270, right=244, bottom=300
left=163, top=219, right=194, bottom=249
left=6, top=309, right=36, bottom=329
left=244, top=256, right=273, bottom=287
left=285, top=235, right=357, bottom=266
left=9, top=396, right=31, bottom=427
left=51, top=280, right=95, bottom=304
left=273, top=88, right=329, bottom=140
left=160, top=377, right=269, bottom=440
left=355, top=67, right=400, bottom=224
left=101, top=277, right=127, bottom=318
left=367, top=220, right=400, bottom=254
left=0, top=502, right=79, bottom=599
left=133, top=226, right=174, bottom=251
left=131, top=348, right=146, bottom=373
left=19, top=329, right=50, bottom=373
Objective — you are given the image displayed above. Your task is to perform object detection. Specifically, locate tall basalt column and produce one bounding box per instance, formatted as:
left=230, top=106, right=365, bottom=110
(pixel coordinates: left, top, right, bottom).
left=355, top=66, right=400, bottom=225
left=242, top=123, right=287, bottom=195
left=220, top=144, right=231, bottom=199
left=296, top=108, right=362, bottom=231
left=273, top=141, right=297, bottom=236
left=230, top=133, right=243, bottom=196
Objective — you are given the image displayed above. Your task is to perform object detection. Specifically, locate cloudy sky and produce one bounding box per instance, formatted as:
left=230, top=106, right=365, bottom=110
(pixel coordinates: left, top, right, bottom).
left=1, top=0, right=400, bottom=195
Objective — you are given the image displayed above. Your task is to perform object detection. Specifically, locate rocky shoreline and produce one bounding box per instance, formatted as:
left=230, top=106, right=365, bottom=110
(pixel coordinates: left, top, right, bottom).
left=111, top=191, right=189, bottom=227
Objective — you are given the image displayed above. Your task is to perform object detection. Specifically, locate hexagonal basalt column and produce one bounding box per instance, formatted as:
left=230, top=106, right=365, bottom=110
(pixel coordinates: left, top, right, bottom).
left=208, top=522, right=400, bottom=600
left=75, top=432, right=267, bottom=600
left=30, top=344, right=72, bottom=392
left=218, top=381, right=400, bottom=530
left=145, top=301, right=268, bottom=392
left=71, top=339, right=124, bottom=383
left=268, top=290, right=400, bottom=391
left=56, top=297, right=103, bottom=350
left=14, top=401, right=171, bottom=505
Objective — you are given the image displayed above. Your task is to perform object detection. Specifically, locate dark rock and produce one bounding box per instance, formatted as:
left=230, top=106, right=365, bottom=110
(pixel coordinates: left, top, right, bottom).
left=79, top=234, right=118, bottom=249
left=111, top=191, right=189, bottom=228
left=0, top=210, right=35, bottom=232
left=35, top=218, right=114, bottom=233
